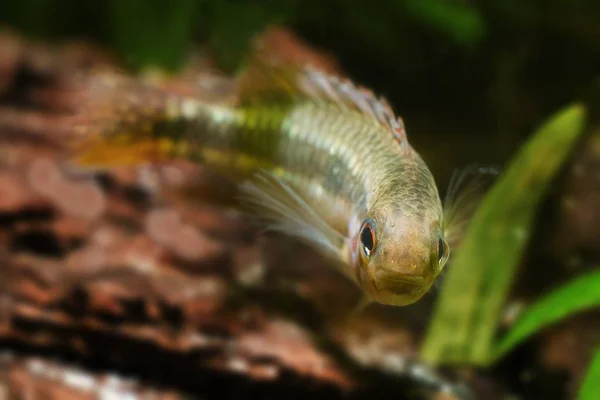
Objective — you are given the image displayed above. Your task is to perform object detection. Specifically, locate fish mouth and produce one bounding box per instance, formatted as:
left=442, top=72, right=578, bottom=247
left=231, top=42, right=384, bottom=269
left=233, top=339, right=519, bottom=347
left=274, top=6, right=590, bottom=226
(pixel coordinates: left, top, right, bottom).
left=373, top=273, right=428, bottom=296
left=374, top=270, right=426, bottom=287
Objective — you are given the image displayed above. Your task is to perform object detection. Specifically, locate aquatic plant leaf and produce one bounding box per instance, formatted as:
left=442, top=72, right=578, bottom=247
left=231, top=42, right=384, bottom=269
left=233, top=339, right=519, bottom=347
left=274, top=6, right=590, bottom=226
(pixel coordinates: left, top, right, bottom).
left=420, top=104, right=586, bottom=366
left=403, top=0, right=486, bottom=48
left=108, top=0, right=197, bottom=71
left=579, top=347, right=600, bottom=400
left=495, top=269, right=600, bottom=359
left=206, top=0, right=299, bottom=72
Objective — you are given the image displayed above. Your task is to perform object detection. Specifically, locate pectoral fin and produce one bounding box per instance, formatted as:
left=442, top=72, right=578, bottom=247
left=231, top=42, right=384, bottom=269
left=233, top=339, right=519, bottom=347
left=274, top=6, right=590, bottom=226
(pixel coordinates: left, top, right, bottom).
left=239, top=170, right=346, bottom=263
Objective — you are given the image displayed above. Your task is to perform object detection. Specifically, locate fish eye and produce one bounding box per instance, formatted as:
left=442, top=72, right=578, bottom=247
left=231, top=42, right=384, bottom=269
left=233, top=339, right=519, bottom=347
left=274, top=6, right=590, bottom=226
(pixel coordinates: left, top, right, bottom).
left=437, top=237, right=448, bottom=265
left=359, top=219, right=376, bottom=258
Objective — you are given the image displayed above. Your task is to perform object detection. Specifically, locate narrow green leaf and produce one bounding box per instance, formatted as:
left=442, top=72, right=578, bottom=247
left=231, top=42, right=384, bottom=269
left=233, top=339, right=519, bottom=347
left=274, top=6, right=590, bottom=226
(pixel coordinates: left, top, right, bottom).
left=420, top=104, right=587, bottom=366
left=579, top=347, right=600, bottom=400
left=495, top=269, right=600, bottom=359
left=207, top=0, right=299, bottom=72
left=403, top=0, right=486, bottom=48
left=108, top=0, right=197, bottom=71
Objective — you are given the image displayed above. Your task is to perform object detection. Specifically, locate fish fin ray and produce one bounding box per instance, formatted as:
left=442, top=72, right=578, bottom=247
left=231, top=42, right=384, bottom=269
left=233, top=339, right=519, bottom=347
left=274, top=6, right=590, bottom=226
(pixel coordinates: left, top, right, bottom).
left=443, top=164, right=500, bottom=251
left=239, top=170, right=346, bottom=262
left=67, top=70, right=178, bottom=168
left=239, top=48, right=409, bottom=149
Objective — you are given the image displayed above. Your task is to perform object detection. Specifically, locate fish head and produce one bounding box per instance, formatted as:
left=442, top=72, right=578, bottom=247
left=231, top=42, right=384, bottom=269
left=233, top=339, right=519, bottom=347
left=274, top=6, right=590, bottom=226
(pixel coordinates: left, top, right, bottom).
left=354, top=207, right=449, bottom=306
left=352, top=164, right=449, bottom=306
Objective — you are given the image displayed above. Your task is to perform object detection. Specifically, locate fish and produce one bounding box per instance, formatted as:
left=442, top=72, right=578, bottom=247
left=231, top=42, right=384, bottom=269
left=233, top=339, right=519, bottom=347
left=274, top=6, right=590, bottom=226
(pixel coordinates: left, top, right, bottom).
left=68, top=51, right=450, bottom=307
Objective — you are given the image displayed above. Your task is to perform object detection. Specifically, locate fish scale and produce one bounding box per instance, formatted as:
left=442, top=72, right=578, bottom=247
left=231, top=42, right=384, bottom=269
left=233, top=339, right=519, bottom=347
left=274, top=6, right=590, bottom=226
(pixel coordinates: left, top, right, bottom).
left=72, top=59, right=449, bottom=307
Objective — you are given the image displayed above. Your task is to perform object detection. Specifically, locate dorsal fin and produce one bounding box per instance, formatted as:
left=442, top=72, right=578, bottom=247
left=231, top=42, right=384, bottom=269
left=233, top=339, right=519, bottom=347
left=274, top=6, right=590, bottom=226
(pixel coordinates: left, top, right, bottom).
left=237, top=50, right=301, bottom=105
left=238, top=50, right=409, bottom=150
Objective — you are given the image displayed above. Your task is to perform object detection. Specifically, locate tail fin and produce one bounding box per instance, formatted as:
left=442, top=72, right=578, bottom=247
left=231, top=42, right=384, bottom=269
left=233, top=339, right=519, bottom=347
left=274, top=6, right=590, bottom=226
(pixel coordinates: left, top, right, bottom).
left=66, top=69, right=183, bottom=169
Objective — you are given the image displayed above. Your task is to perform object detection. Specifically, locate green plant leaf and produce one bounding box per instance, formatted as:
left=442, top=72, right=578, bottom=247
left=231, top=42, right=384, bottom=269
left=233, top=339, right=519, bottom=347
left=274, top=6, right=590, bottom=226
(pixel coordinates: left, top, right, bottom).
left=420, top=103, right=587, bottom=366
left=495, top=269, right=600, bottom=359
left=108, top=0, right=197, bottom=72
left=579, top=347, right=600, bottom=400
left=206, top=0, right=299, bottom=72
left=403, top=0, right=486, bottom=48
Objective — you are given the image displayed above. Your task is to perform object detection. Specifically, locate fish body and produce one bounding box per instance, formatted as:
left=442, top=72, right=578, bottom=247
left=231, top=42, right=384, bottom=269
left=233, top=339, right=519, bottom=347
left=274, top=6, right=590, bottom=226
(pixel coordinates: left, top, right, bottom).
left=72, top=57, right=450, bottom=306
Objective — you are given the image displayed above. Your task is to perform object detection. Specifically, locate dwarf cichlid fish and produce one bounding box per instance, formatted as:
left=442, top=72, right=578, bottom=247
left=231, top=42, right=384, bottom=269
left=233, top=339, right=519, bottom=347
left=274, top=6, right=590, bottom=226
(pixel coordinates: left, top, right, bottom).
left=69, top=53, right=451, bottom=307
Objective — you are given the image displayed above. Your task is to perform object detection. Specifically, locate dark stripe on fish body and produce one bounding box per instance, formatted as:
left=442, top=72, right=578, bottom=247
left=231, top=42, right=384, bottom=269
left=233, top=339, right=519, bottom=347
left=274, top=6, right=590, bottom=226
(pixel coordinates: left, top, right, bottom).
left=164, top=99, right=411, bottom=217
left=235, top=106, right=285, bottom=164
